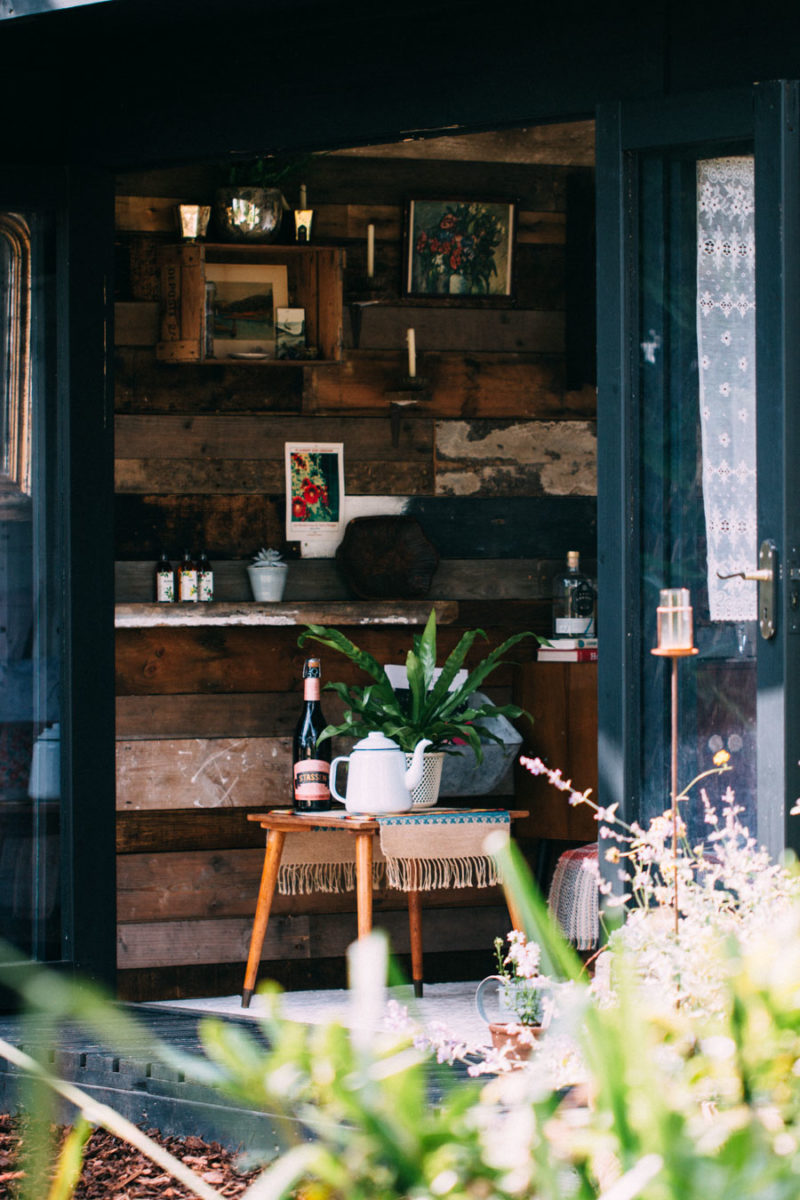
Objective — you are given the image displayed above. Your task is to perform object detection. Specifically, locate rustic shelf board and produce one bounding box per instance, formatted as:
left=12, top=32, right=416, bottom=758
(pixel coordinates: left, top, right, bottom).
left=115, top=599, right=459, bottom=628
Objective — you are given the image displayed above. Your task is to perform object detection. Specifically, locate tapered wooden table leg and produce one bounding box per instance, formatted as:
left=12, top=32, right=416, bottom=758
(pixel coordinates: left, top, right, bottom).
left=242, top=829, right=285, bottom=1007
left=355, top=831, right=373, bottom=938
left=506, top=893, right=525, bottom=935
left=408, top=887, right=424, bottom=997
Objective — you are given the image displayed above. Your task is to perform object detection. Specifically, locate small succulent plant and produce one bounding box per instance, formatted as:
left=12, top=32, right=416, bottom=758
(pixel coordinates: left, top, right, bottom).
left=252, top=547, right=285, bottom=567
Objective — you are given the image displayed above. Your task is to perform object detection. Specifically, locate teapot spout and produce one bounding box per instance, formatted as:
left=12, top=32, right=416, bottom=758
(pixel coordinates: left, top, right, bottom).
left=405, top=738, right=433, bottom=792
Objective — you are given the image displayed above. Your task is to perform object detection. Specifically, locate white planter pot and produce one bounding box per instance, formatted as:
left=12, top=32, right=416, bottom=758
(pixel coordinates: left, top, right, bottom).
left=247, top=563, right=288, bottom=601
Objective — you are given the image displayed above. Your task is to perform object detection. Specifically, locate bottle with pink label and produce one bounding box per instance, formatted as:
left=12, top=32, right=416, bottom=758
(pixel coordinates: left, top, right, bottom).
left=292, top=656, right=331, bottom=812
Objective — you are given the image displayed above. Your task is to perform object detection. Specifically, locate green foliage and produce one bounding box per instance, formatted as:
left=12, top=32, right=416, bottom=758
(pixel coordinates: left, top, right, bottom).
left=298, top=608, right=535, bottom=758
left=9, top=803, right=800, bottom=1200
left=226, top=153, right=315, bottom=190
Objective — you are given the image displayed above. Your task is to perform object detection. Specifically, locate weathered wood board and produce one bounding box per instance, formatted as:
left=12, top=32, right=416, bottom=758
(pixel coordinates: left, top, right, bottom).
left=114, top=624, right=535, bottom=696
left=117, top=846, right=505, bottom=921
left=115, top=413, right=433, bottom=460
left=114, top=349, right=305, bottom=413
left=434, top=419, right=597, bottom=497
left=117, top=903, right=510, bottom=968
left=116, top=736, right=294, bottom=811
left=306, top=354, right=596, bottom=420
left=116, top=685, right=512, bottom=740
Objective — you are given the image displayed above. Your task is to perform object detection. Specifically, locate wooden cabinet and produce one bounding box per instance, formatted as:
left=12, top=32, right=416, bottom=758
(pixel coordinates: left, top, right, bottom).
left=513, top=661, right=598, bottom=842
left=156, top=242, right=345, bottom=364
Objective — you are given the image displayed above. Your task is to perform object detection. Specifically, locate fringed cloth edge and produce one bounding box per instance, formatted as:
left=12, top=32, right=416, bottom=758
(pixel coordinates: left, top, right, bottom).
left=274, top=811, right=511, bottom=896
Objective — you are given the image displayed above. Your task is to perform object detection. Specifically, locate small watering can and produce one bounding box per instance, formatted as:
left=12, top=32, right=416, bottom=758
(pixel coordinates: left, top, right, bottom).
left=330, top=732, right=432, bottom=815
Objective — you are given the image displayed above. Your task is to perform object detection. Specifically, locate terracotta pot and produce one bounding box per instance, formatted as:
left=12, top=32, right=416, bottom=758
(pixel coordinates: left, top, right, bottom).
left=488, top=1021, right=542, bottom=1063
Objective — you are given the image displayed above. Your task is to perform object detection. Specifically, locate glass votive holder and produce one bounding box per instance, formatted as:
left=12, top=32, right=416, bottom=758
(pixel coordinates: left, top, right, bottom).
left=177, top=204, right=211, bottom=241
left=294, top=208, right=314, bottom=242
left=656, top=587, right=694, bottom=650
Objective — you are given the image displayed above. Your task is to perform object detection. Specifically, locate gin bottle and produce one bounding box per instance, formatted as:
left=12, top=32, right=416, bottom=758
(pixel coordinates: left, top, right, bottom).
left=552, top=550, right=596, bottom=636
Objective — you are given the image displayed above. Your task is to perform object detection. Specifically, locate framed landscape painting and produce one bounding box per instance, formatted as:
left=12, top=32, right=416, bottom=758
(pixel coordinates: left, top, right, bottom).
left=404, top=199, right=516, bottom=297
left=204, top=263, right=289, bottom=358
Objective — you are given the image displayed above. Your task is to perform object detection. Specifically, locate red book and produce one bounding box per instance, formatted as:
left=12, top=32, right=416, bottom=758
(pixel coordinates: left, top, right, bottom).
left=537, top=647, right=598, bottom=662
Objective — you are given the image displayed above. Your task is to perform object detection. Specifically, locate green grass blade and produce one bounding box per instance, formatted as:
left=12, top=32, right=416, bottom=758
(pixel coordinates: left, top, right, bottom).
left=488, top=833, right=583, bottom=983
left=45, top=1117, right=92, bottom=1200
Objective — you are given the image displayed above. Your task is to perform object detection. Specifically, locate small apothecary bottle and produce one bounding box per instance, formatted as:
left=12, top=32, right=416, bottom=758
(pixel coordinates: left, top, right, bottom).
left=177, top=550, right=198, bottom=602
left=155, top=553, right=175, bottom=603
left=197, top=552, right=214, bottom=602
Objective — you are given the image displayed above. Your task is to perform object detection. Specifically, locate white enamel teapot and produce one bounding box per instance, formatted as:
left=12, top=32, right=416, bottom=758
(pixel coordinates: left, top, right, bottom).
left=330, top=732, right=432, bottom=815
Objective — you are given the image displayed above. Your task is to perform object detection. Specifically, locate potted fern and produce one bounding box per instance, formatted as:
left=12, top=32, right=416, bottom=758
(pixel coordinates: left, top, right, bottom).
left=298, top=609, right=534, bottom=806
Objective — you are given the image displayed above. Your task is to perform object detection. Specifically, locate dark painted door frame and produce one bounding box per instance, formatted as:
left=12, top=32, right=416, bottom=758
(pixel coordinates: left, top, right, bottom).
left=0, top=167, right=116, bottom=993
left=596, top=81, right=800, bottom=859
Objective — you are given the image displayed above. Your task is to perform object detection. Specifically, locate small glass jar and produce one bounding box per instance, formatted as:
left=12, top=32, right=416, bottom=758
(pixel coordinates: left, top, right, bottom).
left=656, top=588, right=694, bottom=650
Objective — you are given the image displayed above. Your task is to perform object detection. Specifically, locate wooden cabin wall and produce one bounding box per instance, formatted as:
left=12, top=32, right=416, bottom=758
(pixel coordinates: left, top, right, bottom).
left=113, top=148, right=598, bottom=1000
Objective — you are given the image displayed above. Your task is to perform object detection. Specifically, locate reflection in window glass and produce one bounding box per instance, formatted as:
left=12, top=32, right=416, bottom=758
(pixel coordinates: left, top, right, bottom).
left=0, top=211, right=61, bottom=961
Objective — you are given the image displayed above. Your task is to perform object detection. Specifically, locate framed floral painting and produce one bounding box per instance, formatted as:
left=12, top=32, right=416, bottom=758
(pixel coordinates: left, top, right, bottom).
left=285, top=442, right=345, bottom=543
left=404, top=199, right=516, bottom=297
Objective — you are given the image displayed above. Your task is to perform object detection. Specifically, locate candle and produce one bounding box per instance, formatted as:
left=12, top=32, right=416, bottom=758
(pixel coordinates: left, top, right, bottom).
left=299, top=183, right=307, bottom=209
left=656, top=588, right=694, bottom=650
left=366, top=223, right=375, bottom=278
left=407, top=327, right=416, bottom=377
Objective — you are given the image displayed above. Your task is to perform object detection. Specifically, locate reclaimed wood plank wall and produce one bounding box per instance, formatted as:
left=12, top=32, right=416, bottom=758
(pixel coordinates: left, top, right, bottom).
left=114, top=147, right=598, bottom=1000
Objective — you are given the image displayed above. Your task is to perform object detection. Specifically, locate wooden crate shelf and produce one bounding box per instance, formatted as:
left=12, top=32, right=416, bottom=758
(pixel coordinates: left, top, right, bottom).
left=156, top=242, right=345, bottom=364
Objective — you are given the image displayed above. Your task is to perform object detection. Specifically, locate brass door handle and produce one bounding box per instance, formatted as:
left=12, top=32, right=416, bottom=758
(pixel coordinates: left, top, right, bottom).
left=716, top=568, right=773, bottom=582
left=716, top=539, right=777, bottom=639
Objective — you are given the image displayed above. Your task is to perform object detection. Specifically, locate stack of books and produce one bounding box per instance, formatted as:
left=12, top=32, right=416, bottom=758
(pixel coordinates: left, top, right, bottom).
left=537, top=637, right=598, bottom=662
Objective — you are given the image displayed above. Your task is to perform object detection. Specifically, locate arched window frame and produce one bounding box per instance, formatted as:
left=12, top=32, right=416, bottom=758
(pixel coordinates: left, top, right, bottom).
left=0, top=212, right=32, bottom=501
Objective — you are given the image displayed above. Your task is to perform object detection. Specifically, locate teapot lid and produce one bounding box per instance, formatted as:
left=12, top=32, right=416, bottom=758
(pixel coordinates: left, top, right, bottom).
left=352, top=731, right=401, bottom=752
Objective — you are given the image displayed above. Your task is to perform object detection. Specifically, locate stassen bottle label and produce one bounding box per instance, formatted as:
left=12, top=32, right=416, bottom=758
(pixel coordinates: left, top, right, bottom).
left=293, top=759, right=330, bottom=802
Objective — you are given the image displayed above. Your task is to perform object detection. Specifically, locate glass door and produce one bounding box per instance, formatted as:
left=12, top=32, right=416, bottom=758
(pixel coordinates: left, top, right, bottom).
left=597, top=82, right=800, bottom=859
left=0, top=208, right=62, bottom=960
left=0, top=169, right=116, bottom=994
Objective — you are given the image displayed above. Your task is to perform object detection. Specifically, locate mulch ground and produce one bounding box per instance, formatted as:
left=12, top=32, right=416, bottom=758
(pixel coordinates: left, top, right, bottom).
left=0, top=1112, right=262, bottom=1198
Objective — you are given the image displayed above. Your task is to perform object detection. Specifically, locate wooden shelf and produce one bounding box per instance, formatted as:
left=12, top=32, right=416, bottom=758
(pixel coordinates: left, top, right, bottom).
left=156, top=242, right=345, bottom=365
left=115, top=599, right=459, bottom=628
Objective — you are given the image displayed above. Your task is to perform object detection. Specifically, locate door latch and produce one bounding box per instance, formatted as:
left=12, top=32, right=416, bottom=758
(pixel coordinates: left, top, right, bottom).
left=716, top=538, right=777, bottom=639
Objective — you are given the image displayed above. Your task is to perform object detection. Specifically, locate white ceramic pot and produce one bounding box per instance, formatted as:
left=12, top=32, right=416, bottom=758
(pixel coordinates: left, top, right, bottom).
left=247, top=563, right=288, bottom=601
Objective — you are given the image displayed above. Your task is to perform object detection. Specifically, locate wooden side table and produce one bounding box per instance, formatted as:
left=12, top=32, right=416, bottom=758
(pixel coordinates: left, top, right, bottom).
left=242, top=808, right=526, bottom=1007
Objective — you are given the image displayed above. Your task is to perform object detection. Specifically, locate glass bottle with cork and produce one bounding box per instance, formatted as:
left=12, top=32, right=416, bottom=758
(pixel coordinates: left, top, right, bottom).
left=177, top=550, right=198, bottom=602
left=197, top=552, right=214, bottom=602
left=155, top=552, right=175, bottom=602
left=292, top=656, right=331, bottom=812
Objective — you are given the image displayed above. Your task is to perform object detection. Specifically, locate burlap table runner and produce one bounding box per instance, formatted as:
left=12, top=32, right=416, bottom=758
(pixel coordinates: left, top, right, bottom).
left=275, top=809, right=510, bottom=895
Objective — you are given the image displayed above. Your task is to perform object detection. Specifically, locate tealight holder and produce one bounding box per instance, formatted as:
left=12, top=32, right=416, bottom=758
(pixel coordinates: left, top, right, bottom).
left=653, top=587, right=697, bottom=655
left=177, top=204, right=211, bottom=241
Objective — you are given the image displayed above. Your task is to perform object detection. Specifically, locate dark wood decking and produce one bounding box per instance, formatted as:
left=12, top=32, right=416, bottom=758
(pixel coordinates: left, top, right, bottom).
left=0, top=1002, right=469, bottom=1152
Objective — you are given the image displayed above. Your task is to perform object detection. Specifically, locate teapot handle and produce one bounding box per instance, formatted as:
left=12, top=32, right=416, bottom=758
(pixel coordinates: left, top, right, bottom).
left=329, top=756, right=348, bottom=805
left=475, top=975, right=507, bottom=1024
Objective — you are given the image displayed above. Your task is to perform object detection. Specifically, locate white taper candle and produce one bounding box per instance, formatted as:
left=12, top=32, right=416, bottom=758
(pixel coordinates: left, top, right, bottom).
left=366, top=223, right=375, bottom=277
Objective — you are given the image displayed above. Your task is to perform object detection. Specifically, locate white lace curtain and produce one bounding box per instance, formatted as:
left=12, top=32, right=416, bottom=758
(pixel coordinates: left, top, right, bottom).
left=697, top=156, right=757, bottom=622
